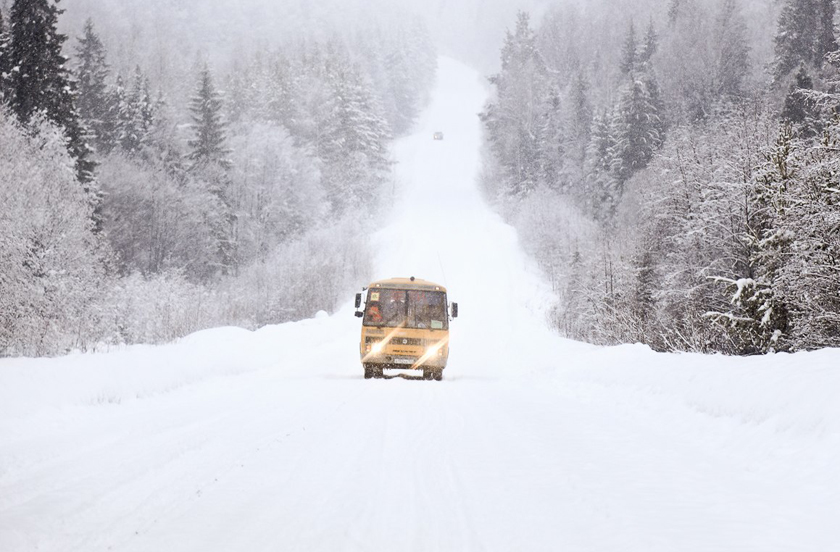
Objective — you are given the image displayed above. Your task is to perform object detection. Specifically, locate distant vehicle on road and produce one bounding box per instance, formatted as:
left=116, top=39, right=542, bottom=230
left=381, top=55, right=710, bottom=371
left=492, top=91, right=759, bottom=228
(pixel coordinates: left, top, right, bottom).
left=433, top=132, right=444, bottom=140
left=354, top=277, right=458, bottom=381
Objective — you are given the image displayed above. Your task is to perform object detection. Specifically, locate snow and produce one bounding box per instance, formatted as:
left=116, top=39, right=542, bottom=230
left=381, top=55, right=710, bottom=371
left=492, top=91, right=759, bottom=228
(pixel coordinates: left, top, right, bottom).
left=2, top=57, right=839, bottom=552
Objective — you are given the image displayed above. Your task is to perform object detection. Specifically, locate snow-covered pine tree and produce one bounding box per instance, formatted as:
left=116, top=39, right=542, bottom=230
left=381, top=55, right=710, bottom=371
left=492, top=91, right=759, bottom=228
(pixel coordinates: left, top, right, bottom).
left=773, top=0, right=824, bottom=84
left=75, top=19, right=117, bottom=153
left=538, top=86, right=566, bottom=193
left=0, top=8, right=9, bottom=98
left=536, top=5, right=584, bottom=86
left=773, top=118, right=840, bottom=349
left=638, top=20, right=658, bottom=66
left=716, top=124, right=796, bottom=353
left=188, top=66, right=231, bottom=169
left=781, top=63, right=820, bottom=135
left=187, top=66, right=236, bottom=275
left=816, top=0, right=839, bottom=67
left=564, top=71, right=593, bottom=180
left=383, top=36, right=417, bottom=137
left=6, top=0, right=96, bottom=186
left=620, top=21, right=638, bottom=75
left=481, top=11, right=548, bottom=200
left=612, top=74, right=664, bottom=187
left=118, top=66, right=155, bottom=155
left=714, top=0, right=750, bottom=98
left=319, top=61, right=391, bottom=214
left=584, top=110, right=620, bottom=222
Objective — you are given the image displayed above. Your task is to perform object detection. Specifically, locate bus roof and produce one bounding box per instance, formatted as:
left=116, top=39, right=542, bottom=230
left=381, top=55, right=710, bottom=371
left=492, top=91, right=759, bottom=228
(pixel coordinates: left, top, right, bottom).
left=368, top=277, right=447, bottom=292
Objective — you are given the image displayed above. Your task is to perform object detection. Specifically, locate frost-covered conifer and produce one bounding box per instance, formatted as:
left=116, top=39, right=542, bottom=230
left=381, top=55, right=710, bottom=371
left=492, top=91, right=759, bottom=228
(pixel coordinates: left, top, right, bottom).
left=7, top=0, right=95, bottom=186
left=0, top=8, right=10, bottom=98
left=612, top=75, right=664, bottom=186
left=188, top=66, right=230, bottom=169
left=118, top=67, right=155, bottom=155
left=816, top=0, right=839, bottom=66
left=638, top=20, right=658, bottom=66
left=714, top=0, right=750, bottom=98
left=481, top=11, right=548, bottom=200
left=74, top=19, right=114, bottom=152
left=319, top=61, right=391, bottom=214
left=773, top=0, right=837, bottom=83
left=584, top=111, right=620, bottom=222
left=620, top=22, right=638, bottom=75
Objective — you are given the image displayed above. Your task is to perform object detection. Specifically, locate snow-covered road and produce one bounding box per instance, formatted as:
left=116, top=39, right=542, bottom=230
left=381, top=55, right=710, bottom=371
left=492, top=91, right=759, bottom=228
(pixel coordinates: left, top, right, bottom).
left=1, top=57, right=839, bottom=552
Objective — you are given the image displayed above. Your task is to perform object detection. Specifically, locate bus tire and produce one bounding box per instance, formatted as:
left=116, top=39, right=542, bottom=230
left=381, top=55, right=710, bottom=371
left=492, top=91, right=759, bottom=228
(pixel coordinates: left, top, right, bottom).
left=364, top=366, right=373, bottom=379
left=433, top=370, right=443, bottom=381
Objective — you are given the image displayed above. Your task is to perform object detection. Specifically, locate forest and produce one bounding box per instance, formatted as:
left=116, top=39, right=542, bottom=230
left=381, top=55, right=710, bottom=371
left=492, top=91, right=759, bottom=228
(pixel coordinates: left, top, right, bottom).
left=481, top=0, right=840, bottom=354
left=0, top=0, right=435, bottom=355
left=2, top=0, right=838, bottom=357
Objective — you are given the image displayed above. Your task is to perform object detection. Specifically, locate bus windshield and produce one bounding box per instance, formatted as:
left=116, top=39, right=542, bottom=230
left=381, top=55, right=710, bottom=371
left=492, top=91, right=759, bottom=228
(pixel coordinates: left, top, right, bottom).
left=364, top=289, right=448, bottom=330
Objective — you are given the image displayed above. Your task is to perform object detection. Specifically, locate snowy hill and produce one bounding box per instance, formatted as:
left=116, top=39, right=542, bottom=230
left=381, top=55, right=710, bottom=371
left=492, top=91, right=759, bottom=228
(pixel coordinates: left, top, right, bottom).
left=1, top=57, right=839, bottom=552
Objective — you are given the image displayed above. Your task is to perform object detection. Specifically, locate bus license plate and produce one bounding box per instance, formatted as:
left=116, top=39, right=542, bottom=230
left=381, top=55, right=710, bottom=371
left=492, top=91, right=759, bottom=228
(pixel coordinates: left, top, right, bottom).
left=393, top=357, right=415, bottom=365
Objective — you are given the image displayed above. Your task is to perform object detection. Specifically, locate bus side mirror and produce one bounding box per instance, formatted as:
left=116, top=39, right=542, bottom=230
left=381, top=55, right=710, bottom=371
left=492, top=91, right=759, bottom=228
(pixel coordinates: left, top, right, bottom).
left=451, top=302, right=459, bottom=319
left=355, top=311, right=364, bottom=318
left=355, top=293, right=362, bottom=309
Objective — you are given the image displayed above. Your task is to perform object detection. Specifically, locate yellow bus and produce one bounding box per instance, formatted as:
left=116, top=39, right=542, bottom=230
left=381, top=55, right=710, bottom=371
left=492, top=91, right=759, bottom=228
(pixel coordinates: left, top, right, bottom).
left=355, top=277, right=458, bottom=380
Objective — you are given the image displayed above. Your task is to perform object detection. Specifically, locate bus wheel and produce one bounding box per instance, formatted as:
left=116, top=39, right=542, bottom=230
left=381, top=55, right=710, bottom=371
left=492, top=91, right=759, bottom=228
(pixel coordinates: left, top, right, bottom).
left=433, top=370, right=443, bottom=381
left=364, top=366, right=373, bottom=379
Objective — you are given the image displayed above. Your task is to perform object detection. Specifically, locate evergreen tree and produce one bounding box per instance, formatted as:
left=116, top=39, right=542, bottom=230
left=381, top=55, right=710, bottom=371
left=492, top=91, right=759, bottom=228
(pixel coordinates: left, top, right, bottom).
left=816, top=0, right=838, bottom=65
left=75, top=18, right=115, bottom=152
left=565, top=71, right=593, bottom=179
left=714, top=0, right=750, bottom=97
left=620, top=22, right=638, bottom=75
left=539, top=86, right=566, bottom=192
left=639, top=20, right=658, bottom=65
left=0, top=8, right=10, bottom=98
left=585, top=111, right=620, bottom=221
left=781, top=63, right=818, bottom=133
left=319, top=61, right=391, bottom=213
left=725, top=124, right=795, bottom=352
left=118, top=66, right=155, bottom=155
left=612, top=74, right=664, bottom=186
left=187, top=66, right=230, bottom=169
left=481, top=11, right=548, bottom=200
left=6, top=0, right=95, bottom=185
left=773, top=0, right=831, bottom=83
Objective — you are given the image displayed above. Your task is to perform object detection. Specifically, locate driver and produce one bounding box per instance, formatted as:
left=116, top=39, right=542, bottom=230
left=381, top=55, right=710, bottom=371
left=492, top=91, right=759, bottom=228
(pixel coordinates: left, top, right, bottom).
left=367, top=303, right=383, bottom=323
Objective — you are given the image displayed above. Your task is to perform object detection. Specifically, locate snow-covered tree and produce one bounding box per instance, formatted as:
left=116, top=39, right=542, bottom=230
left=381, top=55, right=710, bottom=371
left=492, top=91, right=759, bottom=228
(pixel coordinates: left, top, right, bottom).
left=658, top=0, right=751, bottom=123
left=0, top=109, right=105, bottom=356
left=6, top=0, right=95, bottom=185
left=612, top=72, right=664, bottom=186
left=98, top=153, right=221, bottom=280
left=482, top=11, right=549, bottom=200
left=0, top=8, right=10, bottom=98
left=714, top=0, right=751, bottom=98
left=584, top=110, right=620, bottom=222
left=74, top=19, right=115, bottom=152
left=188, top=66, right=231, bottom=169
left=773, top=0, right=837, bottom=83
left=620, top=22, right=639, bottom=75
left=639, top=20, right=659, bottom=65
left=318, top=61, right=391, bottom=214
left=117, top=66, right=156, bottom=155
left=228, top=123, right=325, bottom=265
